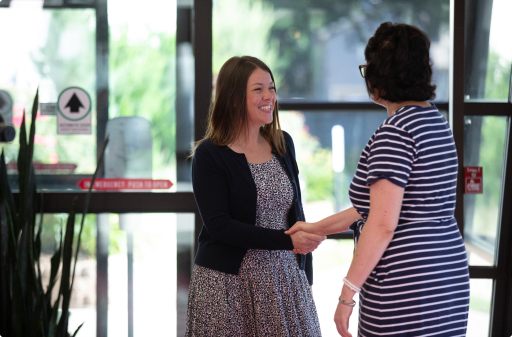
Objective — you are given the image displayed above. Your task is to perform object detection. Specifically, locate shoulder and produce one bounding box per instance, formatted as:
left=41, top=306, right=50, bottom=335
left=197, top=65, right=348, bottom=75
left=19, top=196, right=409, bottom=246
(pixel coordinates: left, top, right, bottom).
left=193, top=139, right=227, bottom=167
left=281, top=130, right=294, bottom=148
left=386, top=105, right=440, bottom=129
left=195, top=138, right=222, bottom=156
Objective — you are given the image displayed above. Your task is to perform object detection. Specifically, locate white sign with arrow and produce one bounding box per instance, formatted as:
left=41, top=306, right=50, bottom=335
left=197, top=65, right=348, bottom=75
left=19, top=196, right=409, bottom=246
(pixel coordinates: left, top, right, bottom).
left=57, top=87, right=91, bottom=134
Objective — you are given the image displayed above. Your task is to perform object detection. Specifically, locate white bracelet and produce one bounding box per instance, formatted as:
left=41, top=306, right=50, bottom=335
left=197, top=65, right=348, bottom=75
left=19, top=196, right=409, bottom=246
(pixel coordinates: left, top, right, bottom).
left=343, top=277, right=361, bottom=294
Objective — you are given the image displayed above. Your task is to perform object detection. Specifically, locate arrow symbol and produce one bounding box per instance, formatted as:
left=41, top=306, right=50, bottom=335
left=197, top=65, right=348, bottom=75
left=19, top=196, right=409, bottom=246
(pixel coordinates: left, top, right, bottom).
left=65, top=93, right=84, bottom=113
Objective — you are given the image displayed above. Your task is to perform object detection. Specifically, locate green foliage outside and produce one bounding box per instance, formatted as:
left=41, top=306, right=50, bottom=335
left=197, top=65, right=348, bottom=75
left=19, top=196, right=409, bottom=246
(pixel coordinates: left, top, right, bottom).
left=470, top=116, right=507, bottom=242
left=109, top=26, right=177, bottom=180
left=213, top=0, right=452, bottom=204
left=212, top=0, right=281, bottom=79
left=2, top=9, right=97, bottom=173
left=39, top=213, right=127, bottom=258
left=280, top=112, right=334, bottom=203
left=484, top=49, right=511, bottom=101
left=21, top=9, right=178, bottom=258
left=468, top=49, right=511, bottom=249
left=213, top=0, right=336, bottom=203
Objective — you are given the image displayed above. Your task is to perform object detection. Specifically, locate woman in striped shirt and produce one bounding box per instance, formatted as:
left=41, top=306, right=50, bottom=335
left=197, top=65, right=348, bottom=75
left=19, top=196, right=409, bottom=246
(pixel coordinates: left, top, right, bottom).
left=286, top=22, right=470, bottom=336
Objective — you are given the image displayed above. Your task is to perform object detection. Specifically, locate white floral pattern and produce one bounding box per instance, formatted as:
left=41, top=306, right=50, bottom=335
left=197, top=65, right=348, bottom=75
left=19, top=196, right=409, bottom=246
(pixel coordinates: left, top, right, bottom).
left=185, top=156, right=321, bottom=336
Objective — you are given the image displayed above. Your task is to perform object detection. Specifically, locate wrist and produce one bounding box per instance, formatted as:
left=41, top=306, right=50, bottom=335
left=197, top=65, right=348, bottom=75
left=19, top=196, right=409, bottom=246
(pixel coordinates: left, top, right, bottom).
left=338, top=296, right=356, bottom=307
left=341, top=284, right=356, bottom=300
left=313, top=221, right=325, bottom=236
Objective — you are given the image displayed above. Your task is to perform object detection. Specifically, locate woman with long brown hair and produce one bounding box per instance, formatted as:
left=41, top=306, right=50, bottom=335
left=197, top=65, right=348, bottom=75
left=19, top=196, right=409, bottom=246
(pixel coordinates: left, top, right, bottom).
left=185, top=56, right=323, bottom=336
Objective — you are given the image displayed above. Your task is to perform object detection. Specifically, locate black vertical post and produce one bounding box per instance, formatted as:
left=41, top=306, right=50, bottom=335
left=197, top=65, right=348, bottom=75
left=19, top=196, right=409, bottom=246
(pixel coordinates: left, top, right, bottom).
left=96, top=214, right=109, bottom=337
left=96, top=1, right=109, bottom=337
left=96, top=0, right=109, bottom=167
left=176, top=7, right=194, bottom=185
left=509, top=62, right=512, bottom=104
left=176, top=7, right=195, bottom=336
left=464, top=0, right=493, bottom=99
left=193, top=0, right=212, bottom=143
left=462, top=0, right=493, bottom=242
left=450, top=0, right=465, bottom=236
left=491, top=116, right=512, bottom=336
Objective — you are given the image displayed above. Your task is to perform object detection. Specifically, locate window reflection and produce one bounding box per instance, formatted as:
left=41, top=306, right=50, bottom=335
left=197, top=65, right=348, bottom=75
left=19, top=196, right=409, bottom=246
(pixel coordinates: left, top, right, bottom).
left=213, top=0, right=450, bottom=102
left=281, top=110, right=388, bottom=217
left=465, top=0, right=512, bottom=101
left=0, top=9, right=96, bottom=174
left=312, top=239, right=357, bottom=335
left=37, top=213, right=99, bottom=336
left=463, top=116, right=507, bottom=266
left=467, top=279, right=492, bottom=337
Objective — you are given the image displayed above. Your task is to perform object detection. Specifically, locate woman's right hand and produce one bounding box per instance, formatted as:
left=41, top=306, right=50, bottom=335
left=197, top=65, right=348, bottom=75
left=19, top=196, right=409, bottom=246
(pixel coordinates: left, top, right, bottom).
left=285, top=221, right=319, bottom=236
left=285, top=221, right=324, bottom=254
left=288, top=230, right=326, bottom=254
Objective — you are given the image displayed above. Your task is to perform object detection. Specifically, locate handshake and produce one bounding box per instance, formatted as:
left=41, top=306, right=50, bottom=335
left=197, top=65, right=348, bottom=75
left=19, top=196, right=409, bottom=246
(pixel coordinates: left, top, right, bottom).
left=285, top=221, right=326, bottom=255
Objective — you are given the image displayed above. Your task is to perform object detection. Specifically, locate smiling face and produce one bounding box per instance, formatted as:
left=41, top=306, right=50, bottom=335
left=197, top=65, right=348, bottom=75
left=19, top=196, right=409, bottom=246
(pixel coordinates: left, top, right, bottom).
left=245, top=67, right=276, bottom=129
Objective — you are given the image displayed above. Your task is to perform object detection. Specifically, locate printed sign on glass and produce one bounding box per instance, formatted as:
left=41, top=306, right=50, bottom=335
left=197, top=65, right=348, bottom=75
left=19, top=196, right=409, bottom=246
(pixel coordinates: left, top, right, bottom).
left=464, top=166, right=483, bottom=194
left=57, top=87, right=91, bottom=134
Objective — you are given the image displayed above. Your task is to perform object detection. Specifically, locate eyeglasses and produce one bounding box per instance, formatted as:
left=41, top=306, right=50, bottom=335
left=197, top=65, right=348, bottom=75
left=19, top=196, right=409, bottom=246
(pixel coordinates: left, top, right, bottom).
left=359, top=65, right=367, bottom=78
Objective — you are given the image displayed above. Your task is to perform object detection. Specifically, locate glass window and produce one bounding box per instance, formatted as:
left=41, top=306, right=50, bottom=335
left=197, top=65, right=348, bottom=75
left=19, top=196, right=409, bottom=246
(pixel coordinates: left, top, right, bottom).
left=0, top=1, right=178, bottom=192
left=38, top=212, right=194, bottom=337
left=465, top=0, right=512, bottom=101
left=467, top=279, right=492, bottom=337
left=213, top=0, right=450, bottom=102
left=38, top=213, right=98, bottom=336
left=108, top=213, right=177, bottom=336
left=280, top=110, right=388, bottom=217
left=463, top=116, right=508, bottom=266
left=312, top=239, right=357, bottom=335
left=108, top=0, right=177, bottom=186
left=0, top=8, right=97, bottom=176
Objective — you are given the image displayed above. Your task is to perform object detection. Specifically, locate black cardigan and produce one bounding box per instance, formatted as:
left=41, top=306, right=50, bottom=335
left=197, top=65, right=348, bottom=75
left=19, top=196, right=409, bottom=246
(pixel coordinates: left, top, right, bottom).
left=192, top=131, right=313, bottom=285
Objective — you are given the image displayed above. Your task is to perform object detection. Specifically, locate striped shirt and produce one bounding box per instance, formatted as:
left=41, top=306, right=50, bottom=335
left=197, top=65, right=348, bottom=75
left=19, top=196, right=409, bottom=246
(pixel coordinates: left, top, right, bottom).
left=349, top=104, right=458, bottom=223
left=348, top=105, right=469, bottom=337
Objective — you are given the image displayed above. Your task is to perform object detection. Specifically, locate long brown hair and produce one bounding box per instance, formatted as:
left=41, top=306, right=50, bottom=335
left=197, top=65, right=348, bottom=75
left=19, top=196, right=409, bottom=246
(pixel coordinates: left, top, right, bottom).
left=191, top=56, right=286, bottom=156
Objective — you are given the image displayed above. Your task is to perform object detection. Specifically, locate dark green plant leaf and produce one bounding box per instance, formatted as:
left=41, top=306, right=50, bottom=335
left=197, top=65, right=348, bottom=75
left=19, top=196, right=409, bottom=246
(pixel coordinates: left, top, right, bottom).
left=71, top=322, right=84, bottom=337
left=17, top=219, right=31, bottom=312
left=70, top=137, right=109, bottom=298
left=0, top=151, right=12, bottom=336
left=0, top=151, right=17, bottom=230
left=0, top=200, right=11, bottom=336
left=29, top=293, right=45, bottom=337
left=17, top=88, right=38, bottom=241
left=35, top=194, right=46, bottom=310
left=57, top=198, right=77, bottom=336
left=17, top=108, right=28, bottom=239
left=48, top=295, right=60, bottom=337
left=46, top=224, right=62, bottom=307
left=11, top=265, right=26, bottom=337
left=28, top=87, right=39, bottom=163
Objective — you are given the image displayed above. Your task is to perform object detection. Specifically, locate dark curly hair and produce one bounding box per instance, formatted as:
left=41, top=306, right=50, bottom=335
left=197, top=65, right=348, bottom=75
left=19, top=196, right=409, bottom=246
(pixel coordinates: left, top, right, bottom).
left=364, top=22, right=436, bottom=102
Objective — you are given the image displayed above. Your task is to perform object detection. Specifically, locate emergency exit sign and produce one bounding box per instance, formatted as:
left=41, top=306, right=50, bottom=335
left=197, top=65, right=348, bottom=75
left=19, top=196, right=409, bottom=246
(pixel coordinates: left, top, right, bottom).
left=78, top=178, right=173, bottom=190
left=464, top=167, right=483, bottom=194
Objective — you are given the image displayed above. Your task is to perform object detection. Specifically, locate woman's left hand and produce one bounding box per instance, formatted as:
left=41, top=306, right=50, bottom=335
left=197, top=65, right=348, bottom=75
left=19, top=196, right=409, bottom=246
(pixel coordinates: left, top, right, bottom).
left=334, top=301, right=353, bottom=337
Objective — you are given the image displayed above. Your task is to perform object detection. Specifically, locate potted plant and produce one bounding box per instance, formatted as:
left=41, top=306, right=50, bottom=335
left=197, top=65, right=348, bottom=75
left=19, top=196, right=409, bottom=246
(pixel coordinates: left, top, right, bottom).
left=0, top=89, right=107, bottom=337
